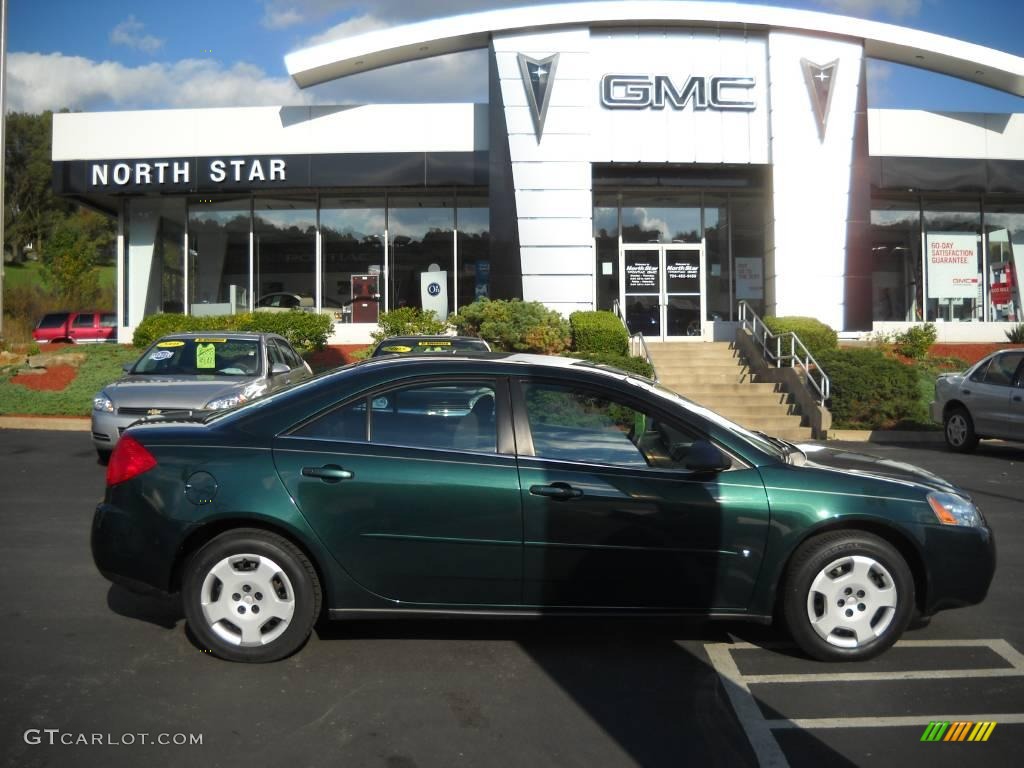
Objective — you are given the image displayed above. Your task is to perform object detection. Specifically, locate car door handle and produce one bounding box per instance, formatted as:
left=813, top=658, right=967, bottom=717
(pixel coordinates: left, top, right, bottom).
left=301, top=465, right=353, bottom=483
left=530, top=483, right=583, bottom=500
left=1014, top=395, right=1023, bottom=402
left=961, top=389, right=971, bottom=395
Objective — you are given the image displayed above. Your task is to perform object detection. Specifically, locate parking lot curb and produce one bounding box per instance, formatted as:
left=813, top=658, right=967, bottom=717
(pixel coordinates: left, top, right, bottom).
left=0, top=416, right=91, bottom=432
left=827, top=429, right=945, bottom=444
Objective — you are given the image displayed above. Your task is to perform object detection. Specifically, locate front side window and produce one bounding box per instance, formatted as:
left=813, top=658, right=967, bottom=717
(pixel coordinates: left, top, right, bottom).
left=520, top=382, right=699, bottom=468
left=296, top=381, right=497, bottom=454
left=982, top=352, right=1024, bottom=387
left=72, top=314, right=94, bottom=328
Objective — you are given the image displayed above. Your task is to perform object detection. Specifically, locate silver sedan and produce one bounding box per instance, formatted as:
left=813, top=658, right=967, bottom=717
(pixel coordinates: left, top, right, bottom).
left=92, top=332, right=312, bottom=459
left=930, top=349, right=1024, bottom=452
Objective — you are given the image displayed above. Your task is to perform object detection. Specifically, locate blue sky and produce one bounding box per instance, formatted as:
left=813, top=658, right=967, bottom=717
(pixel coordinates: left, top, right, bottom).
left=6, top=0, right=1023, bottom=113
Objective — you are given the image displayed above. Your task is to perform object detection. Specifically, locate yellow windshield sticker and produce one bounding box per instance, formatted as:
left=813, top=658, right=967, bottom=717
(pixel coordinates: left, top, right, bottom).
left=193, top=338, right=227, bottom=343
left=417, top=340, right=452, bottom=346
left=157, top=340, right=185, bottom=348
left=196, top=343, right=217, bottom=369
left=381, top=345, right=412, bottom=353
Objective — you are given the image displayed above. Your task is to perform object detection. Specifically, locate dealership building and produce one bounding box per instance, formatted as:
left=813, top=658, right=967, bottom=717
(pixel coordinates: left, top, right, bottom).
left=52, top=1, right=1024, bottom=343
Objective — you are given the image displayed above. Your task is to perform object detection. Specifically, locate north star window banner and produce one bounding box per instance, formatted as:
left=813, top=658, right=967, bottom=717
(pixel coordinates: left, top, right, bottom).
left=926, top=232, right=979, bottom=300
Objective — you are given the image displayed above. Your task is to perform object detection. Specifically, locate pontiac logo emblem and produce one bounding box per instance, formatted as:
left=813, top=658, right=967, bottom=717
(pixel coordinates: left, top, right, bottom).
left=147, top=408, right=162, bottom=416
left=517, top=52, right=559, bottom=142
left=801, top=58, right=838, bottom=141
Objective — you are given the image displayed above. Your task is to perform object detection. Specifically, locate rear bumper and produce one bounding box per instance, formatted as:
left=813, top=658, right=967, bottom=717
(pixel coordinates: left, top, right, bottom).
left=920, top=523, right=996, bottom=615
left=92, top=502, right=176, bottom=595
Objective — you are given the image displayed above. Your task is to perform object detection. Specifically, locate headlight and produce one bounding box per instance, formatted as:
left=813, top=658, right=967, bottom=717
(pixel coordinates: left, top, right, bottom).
left=204, top=382, right=267, bottom=411
left=927, top=491, right=982, bottom=527
left=93, top=394, right=114, bottom=413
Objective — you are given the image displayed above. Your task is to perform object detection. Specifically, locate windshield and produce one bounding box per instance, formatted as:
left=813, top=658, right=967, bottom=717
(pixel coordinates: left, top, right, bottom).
left=632, top=378, right=792, bottom=460
left=132, top=338, right=263, bottom=377
left=37, top=313, right=69, bottom=329
left=373, top=339, right=489, bottom=356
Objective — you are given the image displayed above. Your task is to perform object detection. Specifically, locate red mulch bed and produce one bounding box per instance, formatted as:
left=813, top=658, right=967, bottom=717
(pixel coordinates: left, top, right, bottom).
left=930, top=343, right=1024, bottom=366
left=305, top=345, right=369, bottom=372
left=12, top=364, right=78, bottom=391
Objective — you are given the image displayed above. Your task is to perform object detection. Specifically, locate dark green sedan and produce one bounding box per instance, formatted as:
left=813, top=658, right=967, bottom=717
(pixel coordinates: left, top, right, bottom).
left=92, top=354, right=995, bottom=663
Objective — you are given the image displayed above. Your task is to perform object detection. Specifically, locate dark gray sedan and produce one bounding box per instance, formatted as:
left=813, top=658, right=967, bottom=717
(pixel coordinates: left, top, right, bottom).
left=91, top=332, right=312, bottom=458
left=930, top=348, right=1024, bottom=451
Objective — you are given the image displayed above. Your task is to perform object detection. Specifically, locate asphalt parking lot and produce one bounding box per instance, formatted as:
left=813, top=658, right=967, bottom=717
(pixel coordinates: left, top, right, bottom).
left=1, top=429, right=1022, bottom=767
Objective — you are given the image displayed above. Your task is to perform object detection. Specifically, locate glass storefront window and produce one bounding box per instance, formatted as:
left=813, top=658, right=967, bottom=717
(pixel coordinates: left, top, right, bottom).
left=321, top=196, right=385, bottom=324
left=704, top=195, right=729, bottom=321
left=125, top=198, right=185, bottom=326
left=254, top=198, right=316, bottom=312
left=456, top=196, right=490, bottom=311
left=983, top=204, right=1024, bottom=322
left=187, top=199, right=250, bottom=316
left=731, top=196, right=765, bottom=317
left=594, top=196, right=618, bottom=312
left=924, top=201, right=982, bottom=322
left=870, top=200, right=922, bottom=322
left=621, top=194, right=701, bottom=244
left=389, top=195, right=455, bottom=320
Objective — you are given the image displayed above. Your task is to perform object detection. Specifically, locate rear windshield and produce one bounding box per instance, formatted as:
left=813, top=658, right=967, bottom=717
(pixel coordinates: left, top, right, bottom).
left=132, top=338, right=263, bottom=376
left=373, top=339, right=489, bottom=356
left=37, top=313, right=69, bottom=329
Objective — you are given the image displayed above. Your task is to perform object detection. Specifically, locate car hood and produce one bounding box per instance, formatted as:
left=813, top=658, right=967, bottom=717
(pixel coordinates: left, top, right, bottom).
left=105, top=375, right=257, bottom=409
left=796, top=444, right=964, bottom=496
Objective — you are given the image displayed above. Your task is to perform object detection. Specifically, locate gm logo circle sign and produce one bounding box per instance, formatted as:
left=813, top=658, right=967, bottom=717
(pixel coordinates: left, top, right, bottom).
left=427, top=282, right=441, bottom=296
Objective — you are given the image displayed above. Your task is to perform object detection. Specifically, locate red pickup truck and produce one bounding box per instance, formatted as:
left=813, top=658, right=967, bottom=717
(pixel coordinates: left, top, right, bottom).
left=33, top=311, right=117, bottom=344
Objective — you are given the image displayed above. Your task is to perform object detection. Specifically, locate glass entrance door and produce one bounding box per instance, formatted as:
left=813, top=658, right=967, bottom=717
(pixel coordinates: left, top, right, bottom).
left=621, top=245, right=705, bottom=341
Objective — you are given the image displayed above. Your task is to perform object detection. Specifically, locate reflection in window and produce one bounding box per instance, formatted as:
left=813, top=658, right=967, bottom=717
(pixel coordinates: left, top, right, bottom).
left=188, top=199, right=250, bottom=316
left=621, top=194, right=701, bottom=244
left=456, top=197, right=490, bottom=311
left=704, top=195, right=730, bottom=321
left=389, top=196, right=454, bottom=319
left=321, top=196, right=385, bottom=324
left=870, top=201, right=922, bottom=322
left=984, top=205, right=1024, bottom=323
left=254, top=198, right=316, bottom=312
left=732, top=196, right=765, bottom=317
left=594, top=197, right=619, bottom=312
left=924, top=201, right=982, bottom=323
left=126, top=199, right=185, bottom=325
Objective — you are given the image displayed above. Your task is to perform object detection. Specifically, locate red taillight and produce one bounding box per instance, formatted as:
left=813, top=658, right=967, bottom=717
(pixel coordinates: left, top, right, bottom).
left=106, top=435, right=158, bottom=486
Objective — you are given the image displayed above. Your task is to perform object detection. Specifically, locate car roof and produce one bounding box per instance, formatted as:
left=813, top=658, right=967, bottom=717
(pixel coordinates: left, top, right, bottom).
left=376, top=335, right=488, bottom=344
left=359, top=352, right=627, bottom=378
left=157, top=331, right=276, bottom=341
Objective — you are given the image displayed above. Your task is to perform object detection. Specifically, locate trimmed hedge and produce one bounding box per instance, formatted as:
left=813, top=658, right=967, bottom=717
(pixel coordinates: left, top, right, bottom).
left=569, top=310, right=629, bottom=356
left=371, top=307, right=449, bottom=345
left=763, top=316, right=838, bottom=360
left=817, top=348, right=920, bottom=429
left=565, top=352, right=655, bottom=378
left=133, top=311, right=332, bottom=352
left=450, top=298, right=570, bottom=354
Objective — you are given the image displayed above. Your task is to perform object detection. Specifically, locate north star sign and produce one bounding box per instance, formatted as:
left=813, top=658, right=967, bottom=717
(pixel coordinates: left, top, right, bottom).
left=88, top=157, right=288, bottom=188
left=600, top=74, right=756, bottom=111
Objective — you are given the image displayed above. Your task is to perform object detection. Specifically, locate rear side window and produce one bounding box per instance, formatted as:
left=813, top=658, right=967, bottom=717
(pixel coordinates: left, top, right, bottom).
left=983, top=352, right=1024, bottom=387
left=72, top=314, right=95, bottom=328
left=37, top=313, right=69, bottom=329
left=100, top=313, right=117, bottom=327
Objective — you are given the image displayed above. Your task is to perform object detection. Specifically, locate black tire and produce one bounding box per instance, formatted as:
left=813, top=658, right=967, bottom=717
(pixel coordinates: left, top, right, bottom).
left=782, top=531, right=914, bottom=662
left=96, top=449, right=111, bottom=465
left=943, top=406, right=979, bottom=453
left=182, top=528, right=321, bottom=663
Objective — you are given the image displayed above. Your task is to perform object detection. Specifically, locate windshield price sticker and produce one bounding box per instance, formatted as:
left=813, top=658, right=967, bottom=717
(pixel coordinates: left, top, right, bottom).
left=157, top=340, right=185, bottom=348
left=193, top=338, right=227, bottom=344
left=417, top=340, right=452, bottom=346
left=151, top=350, right=174, bottom=361
left=382, top=345, right=412, bottom=353
left=196, top=343, right=217, bottom=369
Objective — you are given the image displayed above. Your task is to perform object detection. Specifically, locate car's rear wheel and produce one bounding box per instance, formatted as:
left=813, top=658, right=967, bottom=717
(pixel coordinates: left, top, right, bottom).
left=96, top=449, right=111, bottom=465
left=182, top=529, right=321, bottom=663
left=782, top=531, right=914, bottom=662
left=944, top=407, right=978, bottom=453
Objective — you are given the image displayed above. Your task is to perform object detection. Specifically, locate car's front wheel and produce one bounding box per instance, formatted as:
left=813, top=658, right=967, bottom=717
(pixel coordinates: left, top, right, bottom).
left=782, top=531, right=914, bottom=662
left=944, top=407, right=979, bottom=453
left=182, top=529, right=321, bottom=662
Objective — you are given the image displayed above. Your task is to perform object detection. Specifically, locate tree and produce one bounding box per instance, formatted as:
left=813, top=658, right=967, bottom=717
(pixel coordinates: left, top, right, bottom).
left=40, top=209, right=113, bottom=307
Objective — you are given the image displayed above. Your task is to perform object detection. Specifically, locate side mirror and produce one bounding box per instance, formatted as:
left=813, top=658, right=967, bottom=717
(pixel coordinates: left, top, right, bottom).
left=270, top=362, right=290, bottom=376
left=122, top=362, right=134, bottom=373
left=686, top=439, right=732, bottom=473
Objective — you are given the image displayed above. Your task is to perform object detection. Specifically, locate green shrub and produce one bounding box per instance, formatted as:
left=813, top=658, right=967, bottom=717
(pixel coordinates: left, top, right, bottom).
left=371, top=307, right=449, bottom=345
left=893, top=323, right=937, bottom=359
left=133, top=311, right=332, bottom=352
left=450, top=299, right=570, bottom=354
left=817, top=348, right=921, bottom=429
left=569, top=311, right=628, bottom=356
left=763, top=316, right=838, bottom=360
left=565, top=352, right=654, bottom=378
left=1006, top=323, right=1024, bottom=343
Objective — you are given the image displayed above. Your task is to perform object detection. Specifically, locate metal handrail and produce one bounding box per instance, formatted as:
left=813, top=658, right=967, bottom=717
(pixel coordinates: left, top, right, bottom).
left=738, top=300, right=831, bottom=403
left=611, top=299, right=658, bottom=382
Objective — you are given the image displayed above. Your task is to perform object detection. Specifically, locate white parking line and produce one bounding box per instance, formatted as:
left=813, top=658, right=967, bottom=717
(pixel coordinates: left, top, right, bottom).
left=705, top=638, right=1024, bottom=767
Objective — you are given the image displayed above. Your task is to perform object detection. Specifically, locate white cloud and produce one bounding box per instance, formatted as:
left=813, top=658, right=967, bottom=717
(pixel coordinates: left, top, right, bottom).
left=262, top=7, right=304, bottom=30
left=110, top=16, right=164, bottom=54
left=6, top=52, right=314, bottom=112
left=865, top=59, right=894, bottom=105
left=305, top=15, right=390, bottom=48
left=814, top=0, right=923, bottom=19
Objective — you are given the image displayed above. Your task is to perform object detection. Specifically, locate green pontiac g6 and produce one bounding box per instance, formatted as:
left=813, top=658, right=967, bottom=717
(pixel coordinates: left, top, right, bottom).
left=92, top=354, right=995, bottom=663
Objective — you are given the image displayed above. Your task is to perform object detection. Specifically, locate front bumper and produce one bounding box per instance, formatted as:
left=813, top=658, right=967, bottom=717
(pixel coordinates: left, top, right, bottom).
left=920, top=523, right=996, bottom=615
left=928, top=400, right=943, bottom=424
left=91, top=411, right=140, bottom=451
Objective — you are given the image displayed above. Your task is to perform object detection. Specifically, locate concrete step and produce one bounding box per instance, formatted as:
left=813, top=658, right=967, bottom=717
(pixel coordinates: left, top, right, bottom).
left=668, top=382, right=783, bottom=396
left=657, top=372, right=757, bottom=385
left=674, top=391, right=790, bottom=406
left=705, top=405, right=801, bottom=419
left=654, top=361, right=749, bottom=373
